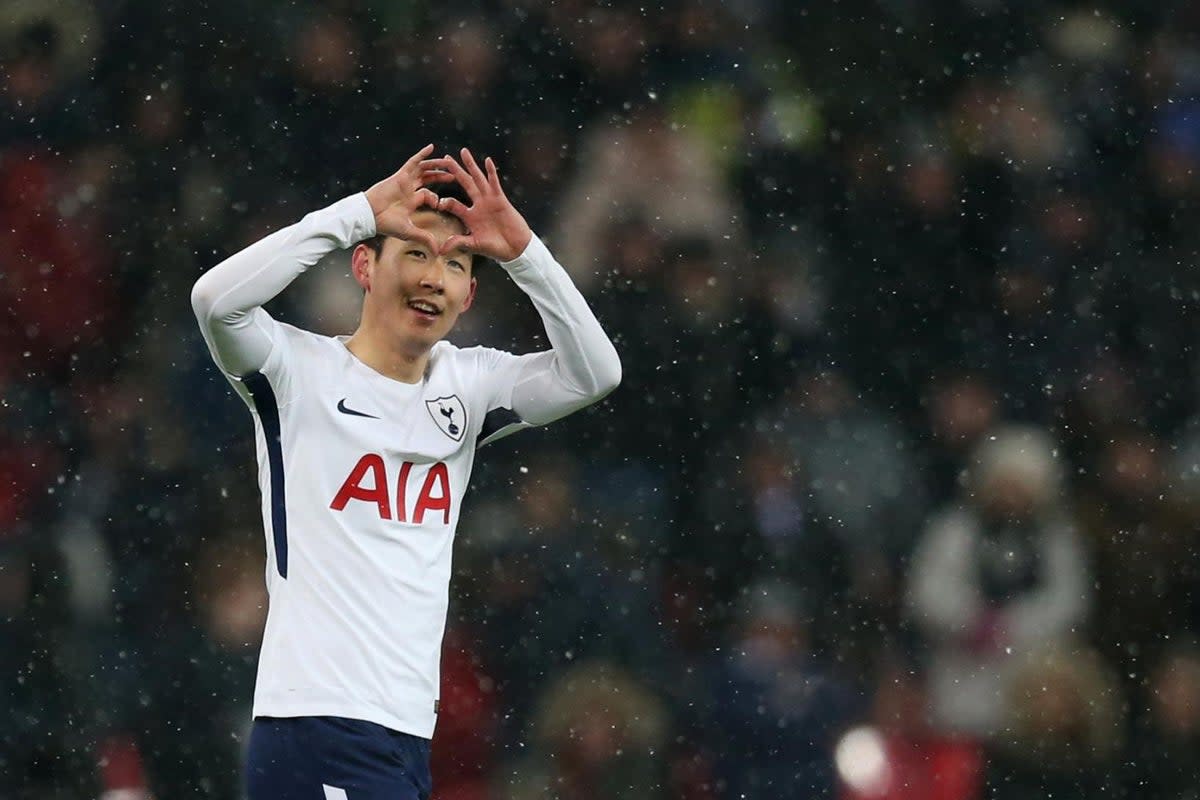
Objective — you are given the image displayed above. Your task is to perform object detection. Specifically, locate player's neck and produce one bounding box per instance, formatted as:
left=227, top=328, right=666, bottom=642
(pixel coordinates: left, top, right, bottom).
left=344, top=329, right=429, bottom=384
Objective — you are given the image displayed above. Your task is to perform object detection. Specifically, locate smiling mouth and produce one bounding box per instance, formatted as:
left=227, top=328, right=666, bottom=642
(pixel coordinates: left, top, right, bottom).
left=407, top=299, right=443, bottom=316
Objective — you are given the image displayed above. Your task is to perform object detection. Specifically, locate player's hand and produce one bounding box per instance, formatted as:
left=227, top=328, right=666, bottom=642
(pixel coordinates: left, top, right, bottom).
left=364, top=144, right=451, bottom=253
left=425, top=148, right=533, bottom=262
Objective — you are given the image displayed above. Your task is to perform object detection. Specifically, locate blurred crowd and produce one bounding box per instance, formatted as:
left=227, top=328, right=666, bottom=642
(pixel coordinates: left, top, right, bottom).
left=3, top=0, right=1200, bottom=797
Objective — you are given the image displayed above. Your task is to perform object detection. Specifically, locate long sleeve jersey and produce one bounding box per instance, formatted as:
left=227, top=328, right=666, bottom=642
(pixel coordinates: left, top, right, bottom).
left=190, top=192, right=620, bottom=738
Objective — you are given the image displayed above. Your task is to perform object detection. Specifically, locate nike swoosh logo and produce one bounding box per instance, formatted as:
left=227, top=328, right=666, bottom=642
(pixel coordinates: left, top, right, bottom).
left=337, top=399, right=379, bottom=419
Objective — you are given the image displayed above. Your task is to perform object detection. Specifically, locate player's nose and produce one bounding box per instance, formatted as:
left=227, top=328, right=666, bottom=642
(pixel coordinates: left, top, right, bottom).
left=418, top=260, right=446, bottom=292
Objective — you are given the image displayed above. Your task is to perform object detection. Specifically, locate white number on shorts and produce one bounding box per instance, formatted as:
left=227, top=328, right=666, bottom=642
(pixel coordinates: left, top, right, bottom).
left=322, top=786, right=348, bottom=800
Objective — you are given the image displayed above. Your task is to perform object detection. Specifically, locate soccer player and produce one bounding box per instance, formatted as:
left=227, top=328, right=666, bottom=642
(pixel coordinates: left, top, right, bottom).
left=190, top=145, right=621, bottom=800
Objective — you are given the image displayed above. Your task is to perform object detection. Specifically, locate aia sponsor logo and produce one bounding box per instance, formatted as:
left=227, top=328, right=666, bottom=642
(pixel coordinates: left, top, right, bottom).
left=330, top=454, right=452, bottom=524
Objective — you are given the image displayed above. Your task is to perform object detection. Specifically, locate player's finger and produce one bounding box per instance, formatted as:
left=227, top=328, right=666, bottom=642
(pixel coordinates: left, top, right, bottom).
left=420, top=169, right=456, bottom=184
left=460, top=148, right=488, bottom=190
left=484, top=157, right=512, bottom=203
left=404, top=144, right=436, bottom=170
left=435, top=155, right=480, bottom=197
left=405, top=222, right=440, bottom=254
left=439, top=233, right=475, bottom=256
left=484, top=156, right=501, bottom=189
left=437, top=196, right=472, bottom=219
left=417, top=188, right=440, bottom=209
left=423, top=156, right=471, bottom=176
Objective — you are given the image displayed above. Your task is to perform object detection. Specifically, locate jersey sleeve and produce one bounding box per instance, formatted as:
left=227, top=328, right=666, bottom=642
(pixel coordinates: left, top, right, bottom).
left=190, top=193, right=376, bottom=407
left=473, top=235, right=621, bottom=447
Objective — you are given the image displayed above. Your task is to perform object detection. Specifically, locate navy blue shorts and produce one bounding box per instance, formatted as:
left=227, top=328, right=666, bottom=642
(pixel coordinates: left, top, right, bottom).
left=245, top=716, right=432, bottom=800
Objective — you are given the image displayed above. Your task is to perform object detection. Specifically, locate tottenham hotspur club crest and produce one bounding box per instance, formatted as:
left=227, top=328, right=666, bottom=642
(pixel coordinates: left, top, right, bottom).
left=425, top=395, right=467, bottom=442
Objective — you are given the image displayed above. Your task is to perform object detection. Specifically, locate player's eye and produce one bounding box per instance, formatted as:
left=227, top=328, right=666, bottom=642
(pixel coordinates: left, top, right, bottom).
left=448, top=259, right=465, bottom=271
left=407, top=249, right=427, bottom=260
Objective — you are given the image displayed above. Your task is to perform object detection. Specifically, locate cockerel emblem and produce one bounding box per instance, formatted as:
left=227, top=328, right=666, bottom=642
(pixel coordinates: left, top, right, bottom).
left=425, top=395, right=467, bottom=442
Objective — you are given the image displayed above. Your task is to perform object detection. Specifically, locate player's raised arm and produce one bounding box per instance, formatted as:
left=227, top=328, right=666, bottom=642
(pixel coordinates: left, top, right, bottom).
left=428, top=149, right=622, bottom=425
left=191, top=146, right=444, bottom=378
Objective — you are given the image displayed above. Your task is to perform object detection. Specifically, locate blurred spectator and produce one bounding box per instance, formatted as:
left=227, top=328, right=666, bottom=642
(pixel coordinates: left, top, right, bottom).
left=656, top=1, right=742, bottom=87
left=706, top=578, right=858, bottom=798
left=0, top=535, right=96, bottom=797
left=738, top=225, right=832, bottom=398
left=985, top=644, right=1124, bottom=799
left=695, top=434, right=853, bottom=659
left=0, top=146, right=119, bottom=375
left=921, top=370, right=1001, bottom=507
left=582, top=217, right=669, bottom=454
left=268, top=13, right=376, bottom=195
left=0, top=0, right=101, bottom=147
left=501, top=119, right=575, bottom=233
left=962, top=252, right=1096, bottom=421
left=500, top=660, right=669, bottom=800
left=907, top=425, right=1090, bottom=737
left=400, top=14, right=511, bottom=164
left=1058, top=353, right=1148, bottom=468
left=555, top=6, right=659, bottom=117
left=1129, top=640, right=1200, bottom=799
left=757, top=368, right=928, bottom=566
left=0, top=374, right=63, bottom=537
left=550, top=101, right=743, bottom=291
left=430, top=624, right=497, bottom=800
left=134, top=534, right=265, bottom=799
left=464, top=453, right=664, bottom=748
left=836, top=653, right=983, bottom=800
left=647, top=237, right=756, bottom=495
left=1077, top=431, right=1200, bottom=678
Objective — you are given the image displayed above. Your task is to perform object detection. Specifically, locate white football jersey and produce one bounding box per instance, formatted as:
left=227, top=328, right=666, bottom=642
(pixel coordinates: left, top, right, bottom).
left=240, top=329, right=529, bottom=737
left=191, top=193, right=620, bottom=739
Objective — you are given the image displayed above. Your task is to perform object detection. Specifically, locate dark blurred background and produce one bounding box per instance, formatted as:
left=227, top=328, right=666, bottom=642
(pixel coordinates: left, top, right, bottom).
left=3, top=0, right=1200, bottom=798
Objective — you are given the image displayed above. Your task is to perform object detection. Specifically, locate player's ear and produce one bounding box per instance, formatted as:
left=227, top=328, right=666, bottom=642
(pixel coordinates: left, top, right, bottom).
left=351, top=243, right=373, bottom=292
left=461, top=277, right=477, bottom=312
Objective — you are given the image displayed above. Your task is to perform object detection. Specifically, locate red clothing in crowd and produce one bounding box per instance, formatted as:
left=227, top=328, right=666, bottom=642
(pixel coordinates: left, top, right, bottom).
left=840, top=732, right=983, bottom=800
left=432, top=626, right=497, bottom=800
left=0, top=149, right=116, bottom=371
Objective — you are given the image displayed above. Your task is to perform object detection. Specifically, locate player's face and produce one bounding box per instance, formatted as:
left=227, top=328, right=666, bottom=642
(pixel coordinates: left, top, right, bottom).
left=369, top=211, right=476, bottom=350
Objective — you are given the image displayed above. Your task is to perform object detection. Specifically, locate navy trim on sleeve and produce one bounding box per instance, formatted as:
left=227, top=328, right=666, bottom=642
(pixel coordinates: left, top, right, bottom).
left=478, top=408, right=521, bottom=441
left=477, top=407, right=528, bottom=448
left=245, top=371, right=288, bottom=578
